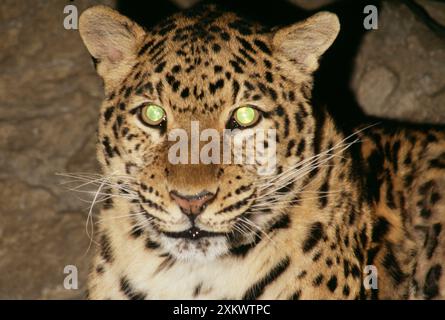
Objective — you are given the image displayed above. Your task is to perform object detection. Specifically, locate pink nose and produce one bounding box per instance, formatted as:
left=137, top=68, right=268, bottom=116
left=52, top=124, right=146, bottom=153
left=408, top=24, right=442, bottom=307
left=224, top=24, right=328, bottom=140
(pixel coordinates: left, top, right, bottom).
left=170, top=190, right=215, bottom=217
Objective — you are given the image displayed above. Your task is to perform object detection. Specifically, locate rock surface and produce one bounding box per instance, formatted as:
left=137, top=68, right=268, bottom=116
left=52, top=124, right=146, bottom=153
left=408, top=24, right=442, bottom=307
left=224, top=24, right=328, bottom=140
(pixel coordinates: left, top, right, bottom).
left=0, top=0, right=114, bottom=299
left=0, top=0, right=443, bottom=299
left=351, top=1, right=445, bottom=123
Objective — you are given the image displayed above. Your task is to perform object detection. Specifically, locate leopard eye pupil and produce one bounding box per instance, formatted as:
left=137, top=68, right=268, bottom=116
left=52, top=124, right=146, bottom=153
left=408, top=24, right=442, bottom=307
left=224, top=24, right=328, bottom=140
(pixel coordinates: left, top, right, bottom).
left=235, top=106, right=256, bottom=126
left=146, top=105, right=164, bottom=122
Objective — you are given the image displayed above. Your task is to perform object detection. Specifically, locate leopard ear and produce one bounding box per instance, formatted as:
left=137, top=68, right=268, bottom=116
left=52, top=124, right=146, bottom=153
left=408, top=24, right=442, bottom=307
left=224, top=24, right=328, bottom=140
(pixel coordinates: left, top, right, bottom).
left=79, top=5, right=145, bottom=87
left=272, top=12, right=340, bottom=74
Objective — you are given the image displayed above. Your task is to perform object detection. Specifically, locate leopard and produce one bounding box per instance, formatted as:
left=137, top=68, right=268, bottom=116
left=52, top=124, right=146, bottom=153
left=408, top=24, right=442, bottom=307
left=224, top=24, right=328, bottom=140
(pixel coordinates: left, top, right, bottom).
left=78, top=4, right=445, bottom=299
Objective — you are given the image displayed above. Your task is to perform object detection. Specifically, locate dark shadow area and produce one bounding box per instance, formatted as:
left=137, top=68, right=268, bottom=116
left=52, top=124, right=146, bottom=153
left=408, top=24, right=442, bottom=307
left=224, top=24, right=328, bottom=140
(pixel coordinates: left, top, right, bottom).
left=200, top=0, right=307, bottom=26
left=117, top=0, right=180, bottom=28
left=117, top=0, right=308, bottom=28
left=117, top=0, right=382, bottom=132
left=312, top=0, right=381, bottom=131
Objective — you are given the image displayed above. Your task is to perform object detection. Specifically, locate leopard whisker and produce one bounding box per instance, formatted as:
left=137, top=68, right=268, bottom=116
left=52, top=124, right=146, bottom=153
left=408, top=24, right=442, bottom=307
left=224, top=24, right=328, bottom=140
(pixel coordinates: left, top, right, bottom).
left=238, top=217, right=278, bottom=248
left=83, top=177, right=108, bottom=257
left=256, top=135, right=356, bottom=186
left=262, top=140, right=356, bottom=190
left=61, top=178, right=137, bottom=192
left=65, top=188, right=138, bottom=199
left=129, top=219, right=155, bottom=235
left=255, top=123, right=379, bottom=189
left=97, top=211, right=150, bottom=223
left=251, top=194, right=337, bottom=208
left=255, top=139, right=359, bottom=199
left=232, top=223, right=250, bottom=238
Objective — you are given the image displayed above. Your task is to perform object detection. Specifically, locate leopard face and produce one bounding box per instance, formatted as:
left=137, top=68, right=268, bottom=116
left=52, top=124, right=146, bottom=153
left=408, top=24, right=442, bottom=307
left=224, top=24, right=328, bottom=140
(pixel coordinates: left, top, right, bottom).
left=79, top=5, right=339, bottom=261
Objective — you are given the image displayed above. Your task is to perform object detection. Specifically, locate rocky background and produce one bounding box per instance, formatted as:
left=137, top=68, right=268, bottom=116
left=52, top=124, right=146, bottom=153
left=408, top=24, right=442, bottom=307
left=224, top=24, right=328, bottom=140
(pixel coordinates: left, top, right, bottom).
left=0, top=0, right=444, bottom=299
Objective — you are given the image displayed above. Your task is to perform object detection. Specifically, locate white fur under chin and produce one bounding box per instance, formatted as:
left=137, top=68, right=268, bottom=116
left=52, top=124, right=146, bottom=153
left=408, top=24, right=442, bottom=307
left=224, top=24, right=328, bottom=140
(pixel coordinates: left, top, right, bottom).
left=158, top=234, right=229, bottom=262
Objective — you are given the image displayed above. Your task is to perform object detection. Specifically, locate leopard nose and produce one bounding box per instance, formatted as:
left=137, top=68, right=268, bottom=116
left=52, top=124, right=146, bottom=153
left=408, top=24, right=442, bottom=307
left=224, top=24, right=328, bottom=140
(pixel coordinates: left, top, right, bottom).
left=169, top=190, right=216, bottom=219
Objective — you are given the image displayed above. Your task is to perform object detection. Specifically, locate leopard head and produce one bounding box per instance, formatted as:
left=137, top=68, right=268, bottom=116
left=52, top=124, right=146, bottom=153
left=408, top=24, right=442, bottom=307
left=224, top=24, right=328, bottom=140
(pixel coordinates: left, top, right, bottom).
left=79, top=4, right=339, bottom=261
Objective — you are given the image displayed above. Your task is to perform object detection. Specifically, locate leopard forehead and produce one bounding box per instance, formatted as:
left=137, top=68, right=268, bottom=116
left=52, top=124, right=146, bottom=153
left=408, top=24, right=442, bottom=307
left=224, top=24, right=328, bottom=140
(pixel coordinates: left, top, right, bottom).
left=80, top=5, right=342, bottom=125
left=112, top=8, right=305, bottom=118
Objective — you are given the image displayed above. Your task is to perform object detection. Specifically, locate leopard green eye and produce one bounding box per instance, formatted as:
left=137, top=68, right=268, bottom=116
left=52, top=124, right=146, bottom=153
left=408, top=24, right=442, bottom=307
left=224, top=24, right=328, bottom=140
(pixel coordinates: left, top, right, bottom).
left=234, top=105, right=259, bottom=127
left=140, top=104, right=166, bottom=126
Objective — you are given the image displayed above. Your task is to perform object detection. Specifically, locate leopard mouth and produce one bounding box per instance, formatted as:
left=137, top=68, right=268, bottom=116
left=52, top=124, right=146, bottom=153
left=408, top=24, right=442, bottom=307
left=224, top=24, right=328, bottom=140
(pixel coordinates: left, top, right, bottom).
left=161, top=226, right=227, bottom=240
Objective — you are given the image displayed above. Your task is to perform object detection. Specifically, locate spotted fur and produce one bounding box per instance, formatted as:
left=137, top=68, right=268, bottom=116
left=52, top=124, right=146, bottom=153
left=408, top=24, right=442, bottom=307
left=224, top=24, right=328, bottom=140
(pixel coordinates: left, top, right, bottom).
left=78, top=5, right=445, bottom=299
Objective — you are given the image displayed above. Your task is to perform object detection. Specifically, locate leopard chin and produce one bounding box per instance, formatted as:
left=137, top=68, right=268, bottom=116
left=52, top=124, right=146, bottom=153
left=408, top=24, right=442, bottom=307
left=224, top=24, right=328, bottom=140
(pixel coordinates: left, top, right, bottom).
left=158, top=233, right=229, bottom=262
